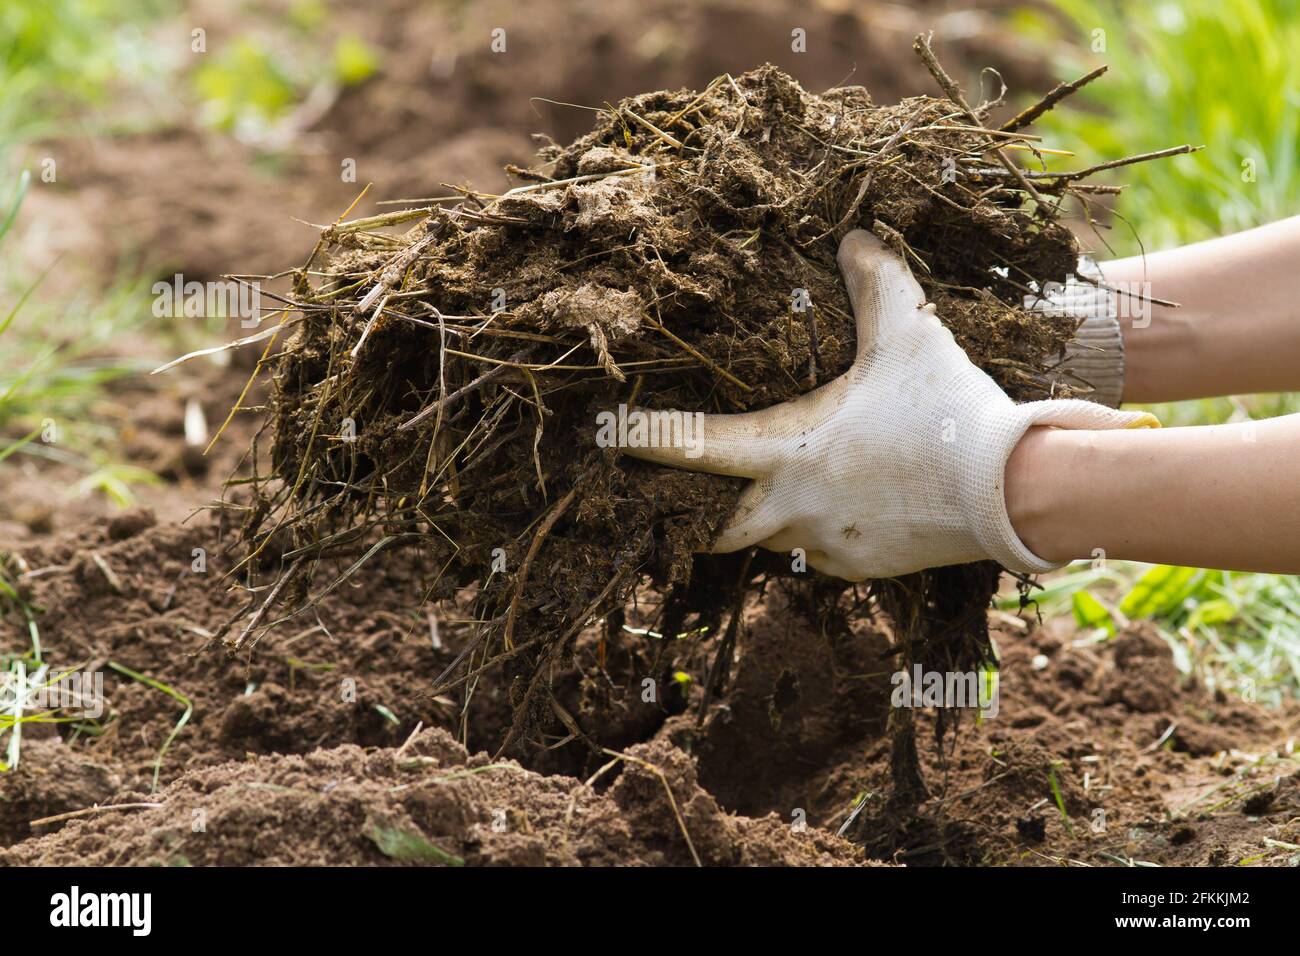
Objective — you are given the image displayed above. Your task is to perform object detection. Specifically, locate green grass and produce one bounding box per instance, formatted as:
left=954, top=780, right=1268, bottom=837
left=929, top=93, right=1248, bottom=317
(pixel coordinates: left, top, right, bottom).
left=0, top=0, right=174, bottom=143
left=0, top=562, right=44, bottom=771
left=1, top=1, right=381, bottom=485
left=0, top=0, right=385, bottom=779
left=1, top=168, right=163, bottom=771
left=1014, top=0, right=1300, bottom=257
left=107, top=660, right=192, bottom=792
left=193, top=37, right=300, bottom=132
left=1, top=3, right=177, bottom=505
left=1046, top=762, right=1073, bottom=837
left=1000, top=561, right=1300, bottom=704
left=191, top=17, right=379, bottom=137
left=0, top=173, right=47, bottom=468
left=0, top=212, right=163, bottom=504
left=1, top=664, right=57, bottom=771
left=1001, top=1, right=1300, bottom=695
left=0, top=168, right=28, bottom=243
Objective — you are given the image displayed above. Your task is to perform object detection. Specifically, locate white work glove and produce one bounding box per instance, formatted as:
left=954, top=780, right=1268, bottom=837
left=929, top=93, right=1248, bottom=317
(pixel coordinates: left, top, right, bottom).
left=623, top=229, right=1158, bottom=581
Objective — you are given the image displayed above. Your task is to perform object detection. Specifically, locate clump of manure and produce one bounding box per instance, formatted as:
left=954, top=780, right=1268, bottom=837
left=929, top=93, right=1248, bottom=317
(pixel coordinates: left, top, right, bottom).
left=212, top=39, right=1190, bottom=790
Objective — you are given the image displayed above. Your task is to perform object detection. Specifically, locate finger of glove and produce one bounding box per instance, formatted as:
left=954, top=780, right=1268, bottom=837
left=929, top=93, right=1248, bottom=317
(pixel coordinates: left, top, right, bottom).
left=1019, top=399, right=1161, bottom=432
left=837, top=229, right=930, bottom=357
left=617, top=406, right=788, bottom=478
left=711, top=482, right=788, bottom=553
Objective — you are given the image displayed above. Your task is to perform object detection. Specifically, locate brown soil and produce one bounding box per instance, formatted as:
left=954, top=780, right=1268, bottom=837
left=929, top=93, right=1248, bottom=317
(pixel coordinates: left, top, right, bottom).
left=2, top=513, right=1296, bottom=865
left=1, top=729, right=867, bottom=867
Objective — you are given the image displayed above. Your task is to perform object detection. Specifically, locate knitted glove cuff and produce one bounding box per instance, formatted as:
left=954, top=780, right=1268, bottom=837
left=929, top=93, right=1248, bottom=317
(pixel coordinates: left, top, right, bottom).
left=1034, top=257, right=1126, bottom=408
left=961, top=399, right=1158, bottom=575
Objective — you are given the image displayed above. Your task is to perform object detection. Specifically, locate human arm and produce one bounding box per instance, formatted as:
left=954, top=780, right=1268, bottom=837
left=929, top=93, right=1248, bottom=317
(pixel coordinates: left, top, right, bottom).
left=1102, top=216, right=1300, bottom=403
left=1006, top=414, right=1300, bottom=574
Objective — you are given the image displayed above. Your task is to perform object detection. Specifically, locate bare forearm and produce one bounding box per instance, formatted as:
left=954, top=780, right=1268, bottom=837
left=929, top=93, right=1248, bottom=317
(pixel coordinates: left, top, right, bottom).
left=1006, top=415, right=1300, bottom=573
left=1102, top=216, right=1300, bottom=403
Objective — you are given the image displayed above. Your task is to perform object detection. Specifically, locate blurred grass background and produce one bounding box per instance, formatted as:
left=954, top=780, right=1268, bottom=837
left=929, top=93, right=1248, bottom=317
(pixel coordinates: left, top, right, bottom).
left=0, top=0, right=171, bottom=143
left=1001, top=0, right=1300, bottom=704
left=1018, top=0, right=1300, bottom=423
left=0, top=0, right=174, bottom=496
left=0, top=0, right=377, bottom=494
left=0, top=0, right=1296, bottom=698
left=1019, top=0, right=1300, bottom=255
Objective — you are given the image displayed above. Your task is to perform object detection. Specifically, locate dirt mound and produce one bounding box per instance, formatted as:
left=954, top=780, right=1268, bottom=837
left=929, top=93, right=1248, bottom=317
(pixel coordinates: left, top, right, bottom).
left=0, top=514, right=455, bottom=820
left=0, top=737, right=124, bottom=848
left=0, top=727, right=864, bottom=866
left=3, top=509, right=1297, bottom=866
left=665, top=584, right=894, bottom=817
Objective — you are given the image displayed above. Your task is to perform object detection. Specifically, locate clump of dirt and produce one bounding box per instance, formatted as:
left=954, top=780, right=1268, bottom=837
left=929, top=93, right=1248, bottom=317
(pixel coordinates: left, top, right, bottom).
left=223, top=54, right=1169, bottom=784
left=0, top=727, right=865, bottom=866
left=663, top=582, right=894, bottom=816
left=0, top=738, right=124, bottom=847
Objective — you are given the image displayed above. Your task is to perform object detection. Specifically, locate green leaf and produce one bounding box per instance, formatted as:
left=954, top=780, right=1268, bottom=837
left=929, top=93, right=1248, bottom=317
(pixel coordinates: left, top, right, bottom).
left=332, top=35, right=379, bottom=86
left=1072, top=590, right=1116, bottom=635
left=365, top=821, right=464, bottom=866
left=1119, top=565, right=1202, bottom=619
left=1186, top=598, right=1238, bottom=630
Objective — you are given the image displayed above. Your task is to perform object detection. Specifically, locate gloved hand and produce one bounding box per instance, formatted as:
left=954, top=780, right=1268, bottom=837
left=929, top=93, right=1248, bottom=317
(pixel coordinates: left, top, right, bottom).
left=623, top=229, right=1158, bottom=580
